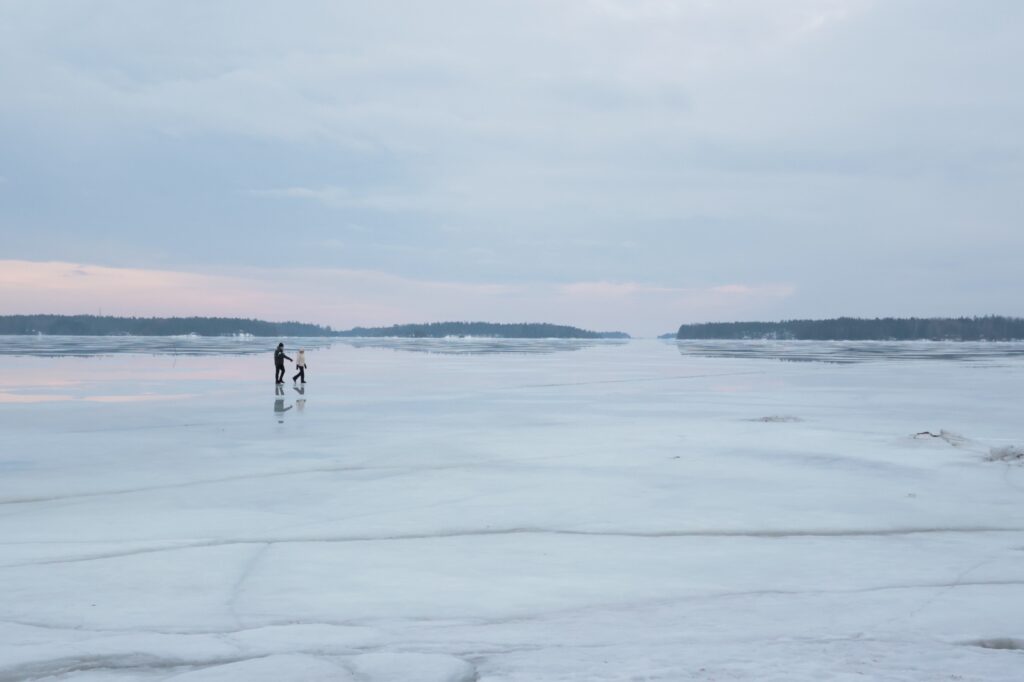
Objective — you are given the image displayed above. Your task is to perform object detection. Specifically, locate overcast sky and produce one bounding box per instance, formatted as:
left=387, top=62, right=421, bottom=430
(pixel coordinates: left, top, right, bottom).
left=1, top=0, right=1021, bottom=336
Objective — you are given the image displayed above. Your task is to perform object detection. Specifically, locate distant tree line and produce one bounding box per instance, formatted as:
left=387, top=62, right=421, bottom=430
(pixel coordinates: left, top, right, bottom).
left=0, top=316, right=630, bottom=339
left=676, top=316, right=1024, bottom=341
left=0, top=315, right=334, bottom=337
left=334, top=321, right=629, bottom=339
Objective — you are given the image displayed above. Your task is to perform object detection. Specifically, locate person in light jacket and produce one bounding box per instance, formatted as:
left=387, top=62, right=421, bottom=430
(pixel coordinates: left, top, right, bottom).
left=292, top=349, right=308, bottom=384
left=274, top=343, right=292, bottom=384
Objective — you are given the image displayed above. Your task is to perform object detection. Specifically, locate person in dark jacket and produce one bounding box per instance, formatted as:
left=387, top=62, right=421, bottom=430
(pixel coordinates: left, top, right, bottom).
left=274, top=343, right=292, bottom=384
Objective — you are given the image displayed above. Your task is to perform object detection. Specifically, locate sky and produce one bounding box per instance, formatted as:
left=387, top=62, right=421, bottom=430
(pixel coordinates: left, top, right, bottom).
left=0, top=0, right=1021, bottom=336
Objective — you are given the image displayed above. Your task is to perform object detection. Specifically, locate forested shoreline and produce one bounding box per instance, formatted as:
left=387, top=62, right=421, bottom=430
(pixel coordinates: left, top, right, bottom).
left=0, top=315, right=628, bottom=339
left=676, top=316, right=1024, bottom=341
left=331, top=322, right=628, bottom=338
left=0, top=315, right=334, bottom=337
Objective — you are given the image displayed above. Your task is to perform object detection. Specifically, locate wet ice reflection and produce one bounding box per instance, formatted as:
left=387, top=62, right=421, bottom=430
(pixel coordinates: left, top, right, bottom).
left=675, top=338, right=1024, bottom=363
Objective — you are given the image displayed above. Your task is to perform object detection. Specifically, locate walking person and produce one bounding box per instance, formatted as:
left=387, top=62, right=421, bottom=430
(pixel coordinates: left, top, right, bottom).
left=292, top=349, right=308, bottom=384
left=274, top=342, right=292, bottom=384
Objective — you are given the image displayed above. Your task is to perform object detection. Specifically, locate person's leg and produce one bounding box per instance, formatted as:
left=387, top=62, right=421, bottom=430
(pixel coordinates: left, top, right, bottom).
left=300, top=366, right=306, bottom=383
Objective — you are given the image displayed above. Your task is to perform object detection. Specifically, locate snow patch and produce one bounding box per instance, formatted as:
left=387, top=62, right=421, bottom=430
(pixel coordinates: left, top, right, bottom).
left=348, top=653, right=476, bottom=682
left=987, top=445, right=1024, bottom=462
left=165, top=654, right=353, bottom=680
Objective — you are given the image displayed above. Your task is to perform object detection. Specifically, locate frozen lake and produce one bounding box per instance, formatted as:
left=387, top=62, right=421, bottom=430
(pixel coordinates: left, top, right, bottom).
left=1, top=338, right=1022, bottom=681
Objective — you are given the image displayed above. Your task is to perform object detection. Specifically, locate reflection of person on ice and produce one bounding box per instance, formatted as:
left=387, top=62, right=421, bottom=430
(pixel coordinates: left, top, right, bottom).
left=274, top=342, right=292, bottom=384
left=292, top=349, right=307, bottom=384
left=274, top=384, right=292, bottom=422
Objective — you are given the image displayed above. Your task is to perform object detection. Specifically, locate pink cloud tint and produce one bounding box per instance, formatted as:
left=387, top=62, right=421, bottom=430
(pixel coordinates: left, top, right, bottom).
left=0, top=260, right=796, bottom=336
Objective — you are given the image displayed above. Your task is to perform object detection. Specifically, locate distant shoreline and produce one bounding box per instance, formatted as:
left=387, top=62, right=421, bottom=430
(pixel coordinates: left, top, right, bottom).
left=674, top=316, right=1024, bottom=341
left=0, top=315, right=629, bottom=340
left=332, top=322, right=628, bottom=339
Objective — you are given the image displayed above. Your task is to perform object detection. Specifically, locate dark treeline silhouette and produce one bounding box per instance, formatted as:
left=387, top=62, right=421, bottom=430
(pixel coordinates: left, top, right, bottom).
left=676, top=316, right=1024, bottom=341
left=1, top=316, right=630, bottom=339
left=334, top=321, right=629, bottom=339
left=0, top=315, right=333, bottom=336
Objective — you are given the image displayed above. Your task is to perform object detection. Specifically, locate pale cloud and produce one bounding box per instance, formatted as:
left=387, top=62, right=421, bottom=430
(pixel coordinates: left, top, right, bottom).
left=248, top=186, right=446, bottom=212
left=560, top=281, right=684, bottom=297
left=0, top=261, right=294, bottom=315
left=711, top=284, right=796, bottom=297
left=561, top=281, right=794, bottom=301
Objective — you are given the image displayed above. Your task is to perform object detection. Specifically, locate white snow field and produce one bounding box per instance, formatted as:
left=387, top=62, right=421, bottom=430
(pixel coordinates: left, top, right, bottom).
left=1, top=337, right=1022, bottom=681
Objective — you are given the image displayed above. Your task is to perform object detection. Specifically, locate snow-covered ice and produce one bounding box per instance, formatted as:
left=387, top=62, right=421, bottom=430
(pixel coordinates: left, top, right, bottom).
left=1, top=338, right=1022, bottom=681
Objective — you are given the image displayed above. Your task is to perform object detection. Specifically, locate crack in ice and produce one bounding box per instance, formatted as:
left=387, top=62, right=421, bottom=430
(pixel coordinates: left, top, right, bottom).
left=228, top=543, right=271, bottom=628
left=6, top=526, right=1023, bottom=568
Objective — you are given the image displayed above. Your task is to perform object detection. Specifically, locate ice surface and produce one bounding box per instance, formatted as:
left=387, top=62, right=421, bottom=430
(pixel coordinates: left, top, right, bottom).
left=1, top=338, right=1022, bottom=680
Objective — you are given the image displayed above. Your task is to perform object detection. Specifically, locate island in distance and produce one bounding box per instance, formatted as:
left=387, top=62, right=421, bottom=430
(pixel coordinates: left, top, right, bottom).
left=0, top=315, right=629, bottom=339
left=334, top=321, right=629, bottom=339
left=675, top=315, right=1024, bottom=341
